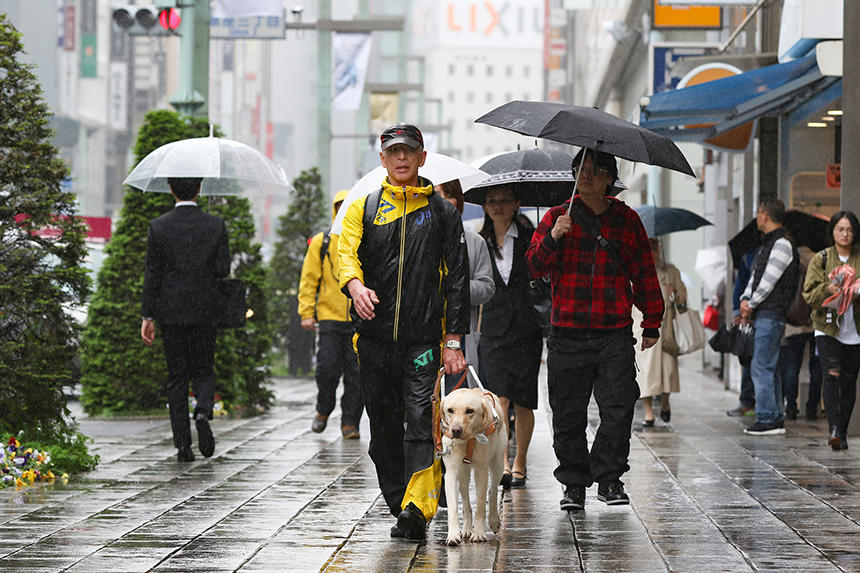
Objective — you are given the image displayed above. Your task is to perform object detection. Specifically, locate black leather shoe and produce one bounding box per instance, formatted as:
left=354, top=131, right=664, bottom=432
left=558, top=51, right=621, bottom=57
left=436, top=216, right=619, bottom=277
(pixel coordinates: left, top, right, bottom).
left=828, top=427, right=842, bottom=451
left=195, top=415, right=215, bottom=458
left=642, top=419, right=655, bottom=428
left=395, top=502, right=427, bottom=540
left=805, top=408, right=818, bottom=420
left=177, top=446, right=195, bottom=462
left=311, top=413, right=328, bottom=433
left=500, top=471, right=513, bottom=490
left=560, top=485, right=586, bottom=511
left=390, top=524, right=406, bottom=538
left=597, top=480, right=630, bottom=505
left=839, top=433, right=848, bottom=450
left=660, top=409, right=671, bottom=423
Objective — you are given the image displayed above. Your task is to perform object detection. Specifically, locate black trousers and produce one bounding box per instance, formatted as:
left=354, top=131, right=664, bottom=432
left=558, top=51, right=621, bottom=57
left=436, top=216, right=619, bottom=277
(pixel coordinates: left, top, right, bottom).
left=357, top=335, right=439, bottom=517
left=161, top=324, right=217, bottom=450
left=546, top=327, right=639, bottom=487
left=315, top=321, right=363, bottom=427
left=815, top=335, right=860, bottom=434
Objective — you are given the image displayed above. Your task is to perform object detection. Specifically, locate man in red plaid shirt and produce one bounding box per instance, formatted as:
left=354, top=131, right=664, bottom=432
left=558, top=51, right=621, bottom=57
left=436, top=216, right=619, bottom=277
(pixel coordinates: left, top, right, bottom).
left=526, top=149, right=664, bottom=511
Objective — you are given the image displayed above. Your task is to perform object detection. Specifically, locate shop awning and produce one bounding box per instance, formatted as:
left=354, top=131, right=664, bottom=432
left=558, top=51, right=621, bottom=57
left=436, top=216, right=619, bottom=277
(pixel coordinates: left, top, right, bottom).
left=640, top=54, right=841, bottom=142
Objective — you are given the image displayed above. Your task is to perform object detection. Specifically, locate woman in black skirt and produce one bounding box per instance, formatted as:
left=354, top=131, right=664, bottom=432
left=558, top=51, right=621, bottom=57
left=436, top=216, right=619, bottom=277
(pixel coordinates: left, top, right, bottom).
left=477, top=185, right=543, bottom=488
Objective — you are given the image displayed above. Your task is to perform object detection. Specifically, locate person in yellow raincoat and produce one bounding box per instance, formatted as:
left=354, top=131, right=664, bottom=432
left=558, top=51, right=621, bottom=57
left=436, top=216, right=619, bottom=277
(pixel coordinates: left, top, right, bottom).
left=337, top=124, right=470, bottom=540
left=297, top=189, right=364, bottom=439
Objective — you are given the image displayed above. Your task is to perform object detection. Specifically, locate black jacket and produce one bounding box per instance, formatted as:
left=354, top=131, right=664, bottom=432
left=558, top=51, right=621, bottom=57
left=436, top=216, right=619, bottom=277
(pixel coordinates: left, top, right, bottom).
left=141, top=205, right=230, bottom=325
left=339, top=178, right=470, bottom=344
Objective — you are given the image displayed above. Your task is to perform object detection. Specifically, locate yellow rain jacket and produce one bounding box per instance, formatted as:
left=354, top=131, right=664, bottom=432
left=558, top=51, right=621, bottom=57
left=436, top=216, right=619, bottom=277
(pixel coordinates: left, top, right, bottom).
left=337, top=177, right=470, bottom=344
left=297, top=190, right=352, bottom=323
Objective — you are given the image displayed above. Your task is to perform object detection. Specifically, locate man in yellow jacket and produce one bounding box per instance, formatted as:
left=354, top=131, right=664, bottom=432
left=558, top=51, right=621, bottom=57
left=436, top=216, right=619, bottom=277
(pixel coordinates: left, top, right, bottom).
left=297, top=189, right=363, bottom=439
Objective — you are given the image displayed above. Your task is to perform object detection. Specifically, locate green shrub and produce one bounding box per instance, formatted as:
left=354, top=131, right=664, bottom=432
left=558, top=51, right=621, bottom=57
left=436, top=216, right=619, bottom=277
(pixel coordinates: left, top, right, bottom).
left=0, top=15, right=95, bottom=469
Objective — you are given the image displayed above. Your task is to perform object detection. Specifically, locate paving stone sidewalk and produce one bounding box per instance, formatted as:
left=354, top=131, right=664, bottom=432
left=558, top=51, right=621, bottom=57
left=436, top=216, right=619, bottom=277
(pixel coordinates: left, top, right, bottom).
left=2, top=355, right=859, bottom=572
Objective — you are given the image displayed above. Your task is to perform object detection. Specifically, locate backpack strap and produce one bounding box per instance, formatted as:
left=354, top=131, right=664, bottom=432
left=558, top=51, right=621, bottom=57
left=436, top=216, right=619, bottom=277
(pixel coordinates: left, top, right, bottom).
left=363, top=188, right=382, bottom=232
left=569, top=201, right=625, bottom=271
left=319, top=231, right=331, bottom=262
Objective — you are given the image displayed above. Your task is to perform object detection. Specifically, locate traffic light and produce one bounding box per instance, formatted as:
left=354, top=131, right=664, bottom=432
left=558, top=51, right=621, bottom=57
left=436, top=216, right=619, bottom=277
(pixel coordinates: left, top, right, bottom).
left=112, top=5, right=180, bottom=36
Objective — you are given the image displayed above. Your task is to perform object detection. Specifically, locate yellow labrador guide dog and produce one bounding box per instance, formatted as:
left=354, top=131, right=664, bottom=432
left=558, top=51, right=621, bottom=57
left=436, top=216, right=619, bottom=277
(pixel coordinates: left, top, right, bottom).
left=440, top=376, right=508, bottom=546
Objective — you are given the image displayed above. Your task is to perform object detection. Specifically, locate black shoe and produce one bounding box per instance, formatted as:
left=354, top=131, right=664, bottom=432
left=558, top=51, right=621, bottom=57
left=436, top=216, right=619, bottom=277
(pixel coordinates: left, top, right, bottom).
left=311, top=413, right=328, bottom=433
left=390, top=524, right=406, bottom=538
left=195, top=415, right=215, bottom=458
left=642, top=419, right=655, bottom=428
left=839, top=434, right=848, bottom=450
left=660, top=409, right=671, bottom=423
left=597, top=480, right=629, bottom=505
left=744, top=421, right=785, bottom=435
left=560, top=485, right=586, bottom=511
left=828, top=427, right=842, bottom=451
left=510, top=471, right=527, bottom=488
left=785, top=407, right=798, bottom=421
left=395, top=502, right=427, bottom=540
left=500, top=471, right=513, bottom=490
left=805, top=408, right=818, bottom=420
left=177, top=446, right=195, bottom=462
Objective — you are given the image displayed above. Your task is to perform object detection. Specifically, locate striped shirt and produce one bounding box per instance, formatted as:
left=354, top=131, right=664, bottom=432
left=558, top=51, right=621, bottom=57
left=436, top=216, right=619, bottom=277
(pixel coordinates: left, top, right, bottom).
left=742, top=236, right=794, bottom=309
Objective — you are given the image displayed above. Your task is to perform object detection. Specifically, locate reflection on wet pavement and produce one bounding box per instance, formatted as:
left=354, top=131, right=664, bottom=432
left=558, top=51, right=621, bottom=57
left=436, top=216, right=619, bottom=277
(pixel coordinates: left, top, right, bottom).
left=2, top=355, right=858, bottom=571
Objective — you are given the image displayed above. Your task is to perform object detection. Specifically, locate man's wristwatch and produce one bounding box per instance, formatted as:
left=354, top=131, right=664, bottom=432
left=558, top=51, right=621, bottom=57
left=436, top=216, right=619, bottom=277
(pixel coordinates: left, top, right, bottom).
left=444, top=339, right=461, bottom=351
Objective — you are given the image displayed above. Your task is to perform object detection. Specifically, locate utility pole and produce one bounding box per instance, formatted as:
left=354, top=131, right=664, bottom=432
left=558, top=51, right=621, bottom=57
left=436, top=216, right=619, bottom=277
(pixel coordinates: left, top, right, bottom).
left=317, top=0, right=332, bottom=192
left=842, top=0, right=860, bottom=435
left=168, top=0, right=209, bottom=117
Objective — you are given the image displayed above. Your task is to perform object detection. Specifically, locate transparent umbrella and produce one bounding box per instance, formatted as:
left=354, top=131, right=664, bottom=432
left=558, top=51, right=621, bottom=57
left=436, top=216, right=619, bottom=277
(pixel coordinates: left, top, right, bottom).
left=330, top=152, right=488, bottom=234
left=123, top=132, right=291, bottom=196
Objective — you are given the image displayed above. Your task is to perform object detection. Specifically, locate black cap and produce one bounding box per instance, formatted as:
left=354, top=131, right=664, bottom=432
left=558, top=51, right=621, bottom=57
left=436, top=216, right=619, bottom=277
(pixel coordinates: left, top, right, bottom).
left=380, top=123, right=424, bottom=151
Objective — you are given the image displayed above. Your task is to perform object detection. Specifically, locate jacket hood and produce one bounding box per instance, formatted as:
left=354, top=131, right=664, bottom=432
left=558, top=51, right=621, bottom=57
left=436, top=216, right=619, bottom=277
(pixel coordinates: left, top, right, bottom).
left=332, top=189, right=350, bottom=221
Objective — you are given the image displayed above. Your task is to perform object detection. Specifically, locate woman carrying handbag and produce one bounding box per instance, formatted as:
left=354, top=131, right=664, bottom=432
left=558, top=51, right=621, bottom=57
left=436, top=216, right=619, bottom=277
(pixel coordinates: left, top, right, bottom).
left=632, top=238, right=687, bottom=426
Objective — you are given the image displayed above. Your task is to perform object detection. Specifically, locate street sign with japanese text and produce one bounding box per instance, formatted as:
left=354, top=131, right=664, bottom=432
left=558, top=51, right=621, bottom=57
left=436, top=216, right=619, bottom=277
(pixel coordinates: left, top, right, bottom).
left=210, top=14, right=285, bottom=39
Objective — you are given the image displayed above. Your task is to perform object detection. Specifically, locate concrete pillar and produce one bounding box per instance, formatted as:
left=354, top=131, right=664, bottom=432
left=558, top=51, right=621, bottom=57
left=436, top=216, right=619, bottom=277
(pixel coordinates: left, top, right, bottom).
left=842, top=0, right=860, bottom=436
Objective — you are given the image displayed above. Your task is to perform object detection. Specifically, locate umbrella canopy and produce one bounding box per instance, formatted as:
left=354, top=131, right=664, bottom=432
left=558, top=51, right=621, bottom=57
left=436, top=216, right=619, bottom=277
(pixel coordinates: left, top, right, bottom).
left=728, top=210, right=828, bottom=268
left=475, top=100, right=696, bottom=178
left=633, top=205, right=712, bottom=238
left=330, top=152, right=488, bottom=235
left=123, top=135, right=291, bottom=196
left=464, top=148, right=627, bottom=207
left=694, top=247, right=726, bottom=294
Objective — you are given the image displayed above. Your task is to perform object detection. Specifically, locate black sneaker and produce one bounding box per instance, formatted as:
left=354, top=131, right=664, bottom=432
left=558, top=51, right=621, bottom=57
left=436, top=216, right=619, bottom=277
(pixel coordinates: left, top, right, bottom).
left=743, top=421, right=785, bottom=435
left=176, top=446, right=195, bottom=462
left=195, top=414, right=215, bottom=458
left=395, top=502, right=427, bottom=540
left=597, top=480, right=629, bottom=505
left=560, top=486, right=586, bottom=510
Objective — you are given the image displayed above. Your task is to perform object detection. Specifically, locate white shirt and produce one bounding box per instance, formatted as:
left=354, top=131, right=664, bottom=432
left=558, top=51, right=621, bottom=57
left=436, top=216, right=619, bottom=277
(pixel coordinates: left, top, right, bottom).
left=497, top=223, right=518, bottom=285
left=175, top=201, right=197, bottom=207
left=815, top=253, right=860, bottom=344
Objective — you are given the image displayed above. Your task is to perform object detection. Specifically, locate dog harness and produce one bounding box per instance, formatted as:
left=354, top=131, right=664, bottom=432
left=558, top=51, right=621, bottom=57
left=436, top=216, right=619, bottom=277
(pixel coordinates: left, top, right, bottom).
left=434, top=369, right=502, bottom=464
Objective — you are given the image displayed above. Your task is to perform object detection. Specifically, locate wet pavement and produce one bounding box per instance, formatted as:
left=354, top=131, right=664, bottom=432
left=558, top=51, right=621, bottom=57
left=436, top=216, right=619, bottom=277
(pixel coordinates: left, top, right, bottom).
left=2, top=355, right=859, bottom=572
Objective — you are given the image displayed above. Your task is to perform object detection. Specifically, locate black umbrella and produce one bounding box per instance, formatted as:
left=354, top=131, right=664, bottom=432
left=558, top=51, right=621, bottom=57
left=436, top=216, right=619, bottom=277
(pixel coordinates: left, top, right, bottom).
left=464, top=148, right=626, bottom=207
left=728, top=210, right=829, bottom=268
left=633, top=205, right=712, bottom=237
left=475, top=101, right=696, bottom=178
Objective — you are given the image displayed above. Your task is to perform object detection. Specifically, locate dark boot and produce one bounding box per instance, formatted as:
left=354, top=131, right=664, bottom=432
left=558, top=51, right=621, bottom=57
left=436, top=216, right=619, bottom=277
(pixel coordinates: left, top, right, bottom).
left=828, top=426, right=842, bottom=451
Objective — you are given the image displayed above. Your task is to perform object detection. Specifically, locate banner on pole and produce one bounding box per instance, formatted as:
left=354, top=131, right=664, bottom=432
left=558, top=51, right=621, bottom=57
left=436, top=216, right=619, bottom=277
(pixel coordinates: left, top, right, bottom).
left=333, top=33, right=372, bottom=112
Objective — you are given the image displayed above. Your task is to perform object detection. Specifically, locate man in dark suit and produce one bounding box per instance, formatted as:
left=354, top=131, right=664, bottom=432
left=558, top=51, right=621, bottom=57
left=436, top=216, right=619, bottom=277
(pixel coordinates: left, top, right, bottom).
left=141, top=177, right=230, bottom=462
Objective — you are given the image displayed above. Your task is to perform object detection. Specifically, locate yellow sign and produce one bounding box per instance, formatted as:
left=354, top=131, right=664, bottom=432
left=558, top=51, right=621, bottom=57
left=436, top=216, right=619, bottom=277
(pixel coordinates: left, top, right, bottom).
left=653, top=0, right=721, bottom=29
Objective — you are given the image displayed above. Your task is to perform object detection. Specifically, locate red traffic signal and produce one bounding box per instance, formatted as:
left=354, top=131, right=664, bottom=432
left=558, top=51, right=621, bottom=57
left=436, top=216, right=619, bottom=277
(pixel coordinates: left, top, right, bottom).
left=158, top=8, right=181, bottom=31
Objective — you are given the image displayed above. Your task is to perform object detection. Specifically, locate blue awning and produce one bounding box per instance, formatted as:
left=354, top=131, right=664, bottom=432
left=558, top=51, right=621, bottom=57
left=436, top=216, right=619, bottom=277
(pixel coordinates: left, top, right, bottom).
left=640, top=54, right=841, bottom=142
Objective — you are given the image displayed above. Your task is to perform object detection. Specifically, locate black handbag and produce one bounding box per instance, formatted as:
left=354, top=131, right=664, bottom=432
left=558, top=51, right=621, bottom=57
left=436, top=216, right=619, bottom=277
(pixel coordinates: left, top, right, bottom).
left=217, top=278, right=247, bottom=329
left=730, top=323, right=755, bottom=360
left=708, top=323, right=734, bottom=353
left=528, top=275, right=552, bottom=336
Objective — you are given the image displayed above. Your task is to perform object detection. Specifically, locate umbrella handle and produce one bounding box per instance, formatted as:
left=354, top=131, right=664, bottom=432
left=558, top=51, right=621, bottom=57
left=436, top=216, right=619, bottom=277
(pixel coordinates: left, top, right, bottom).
left=567, top=148, right=589, bottom=216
